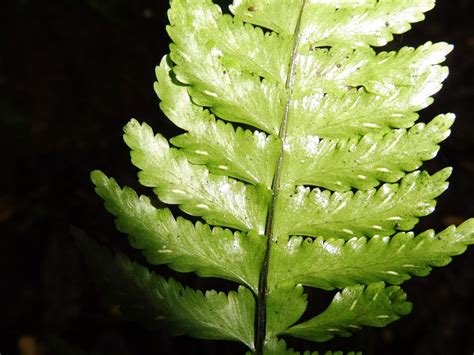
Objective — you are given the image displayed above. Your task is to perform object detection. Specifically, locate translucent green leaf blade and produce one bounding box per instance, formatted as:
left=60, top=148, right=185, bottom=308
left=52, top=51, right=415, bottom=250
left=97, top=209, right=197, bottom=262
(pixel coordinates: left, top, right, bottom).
left=290, top=77, right=446, bottom=140
left=168, top=0, right=286, bottom=134
left=289, top=43, right=451, bottom=141
left=284, top=114, right=454, bottom=190
left=266, top=285, right=307, bottom=339
left=270, top=219, right=474, bottom=290
left=232, top=0, right=434, bottom=47
left=274, top=169, right=451, bottom=239
left=230, top=0, right=302, bottom=36
left=75, top=232, right=256, bottom=350
left=85, top=0, right=473, bottom=353
left=285, top=282, right=412, bottom=342
left=294, top=42, right=451, bottom=97
left=155, top=56, right=280, bottom=188
left=299, top=0, right=435, bottom=47
left=169, top=0, right=291, bottom=83
left=123, top=119, right=270, bottom=233
left=91, top=171, right=265, bottom=292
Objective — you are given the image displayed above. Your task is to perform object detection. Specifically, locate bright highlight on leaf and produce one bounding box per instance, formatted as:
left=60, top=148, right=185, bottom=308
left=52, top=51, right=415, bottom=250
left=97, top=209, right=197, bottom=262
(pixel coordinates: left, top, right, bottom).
left=78, top=0, right=474, bottom=354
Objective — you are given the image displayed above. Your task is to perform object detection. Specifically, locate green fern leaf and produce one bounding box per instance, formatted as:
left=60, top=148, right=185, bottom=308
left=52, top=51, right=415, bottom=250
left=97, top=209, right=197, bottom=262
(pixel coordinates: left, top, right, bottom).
left=155, top=57, right=280, bottom=187
left=285, top=113, right=454, bottom=191
left=270, top=219, right=474, bottom=290
left=80, top=0, right=474, bottom=354
left=123, top=119, right=270, bottom=232
left=284, top=282, right=411, bottom=342
left=274, top=168, right=451, bottom=239
left=91, top=170, right=265, bottom=291
left=75, top=231, right=256, bottom=349
left=230, top=0, right=435, bottom=46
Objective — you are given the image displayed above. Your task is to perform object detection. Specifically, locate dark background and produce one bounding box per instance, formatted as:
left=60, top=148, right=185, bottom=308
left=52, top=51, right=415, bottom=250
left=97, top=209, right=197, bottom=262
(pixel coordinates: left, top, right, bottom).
left=1, top=0, right=473, bottom=354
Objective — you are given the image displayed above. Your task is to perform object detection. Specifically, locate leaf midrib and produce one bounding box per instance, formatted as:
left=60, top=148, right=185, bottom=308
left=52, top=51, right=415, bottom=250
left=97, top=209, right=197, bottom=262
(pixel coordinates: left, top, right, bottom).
left=254, top=1, right=307, bottom=353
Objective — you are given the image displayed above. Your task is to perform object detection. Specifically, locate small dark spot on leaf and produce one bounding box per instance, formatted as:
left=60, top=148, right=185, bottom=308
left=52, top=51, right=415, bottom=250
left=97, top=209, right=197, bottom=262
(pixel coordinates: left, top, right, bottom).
left=346, top=85, right=365, bottom=91
left=336, top=63, right=342, bottom=68
left=385, top=21, right=390, bottom=27
left=248, top=5, right=258, bottom=11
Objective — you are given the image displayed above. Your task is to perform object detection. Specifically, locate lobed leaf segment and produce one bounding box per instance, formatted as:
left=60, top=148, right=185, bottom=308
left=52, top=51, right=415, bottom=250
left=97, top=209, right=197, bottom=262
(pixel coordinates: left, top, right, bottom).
left=79, top=0, right=474, bottom=354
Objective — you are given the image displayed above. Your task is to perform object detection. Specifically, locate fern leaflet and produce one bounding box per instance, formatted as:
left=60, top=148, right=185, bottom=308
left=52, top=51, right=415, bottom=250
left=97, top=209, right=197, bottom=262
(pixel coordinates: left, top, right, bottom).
left=78, top=0, right=474, bottom=354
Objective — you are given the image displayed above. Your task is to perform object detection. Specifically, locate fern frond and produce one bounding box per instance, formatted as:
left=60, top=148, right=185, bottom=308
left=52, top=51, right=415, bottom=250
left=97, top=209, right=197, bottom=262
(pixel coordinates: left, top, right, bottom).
left=168, top=0, right=286, bottom=134
left=91, top=171, right=264, bottom=292
left=284, top=282, right=411, bottom=342
left=274, top=168, right=451, bottom=239
left=294, top=42, right=451, bottom=96
left=155, top=57, right=280, bottom=187
left=285, top=114, right=454, bottom=191
left=291, top=79, right=446, bottom=139
left=231, top=0, right=434, bottom=47
left=75, top=231, right=256, bottom=349
left=168, top=1, right=291, bottom=84
left=84, top=0, right=474, bottom=354
left=270, top=219, right=474, bottom=290
left=123, top=119, right=270, bottom=232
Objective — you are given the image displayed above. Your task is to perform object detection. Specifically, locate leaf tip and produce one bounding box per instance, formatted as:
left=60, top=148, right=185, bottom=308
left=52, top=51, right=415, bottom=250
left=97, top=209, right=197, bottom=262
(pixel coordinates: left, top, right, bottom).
left=457, top=218, right=474, bottom=244
left=90, top=170, right=107, bottom=186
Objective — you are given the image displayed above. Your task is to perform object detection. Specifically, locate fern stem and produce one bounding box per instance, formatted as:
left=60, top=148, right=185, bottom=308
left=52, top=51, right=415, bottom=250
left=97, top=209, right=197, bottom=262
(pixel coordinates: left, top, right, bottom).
left=255, top=1, right=307, bottom=353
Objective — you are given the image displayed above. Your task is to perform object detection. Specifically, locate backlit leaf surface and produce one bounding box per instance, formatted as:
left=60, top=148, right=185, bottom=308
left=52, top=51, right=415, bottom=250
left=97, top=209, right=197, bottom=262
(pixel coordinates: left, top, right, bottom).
left=81, top=0, right=474, bottom=353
